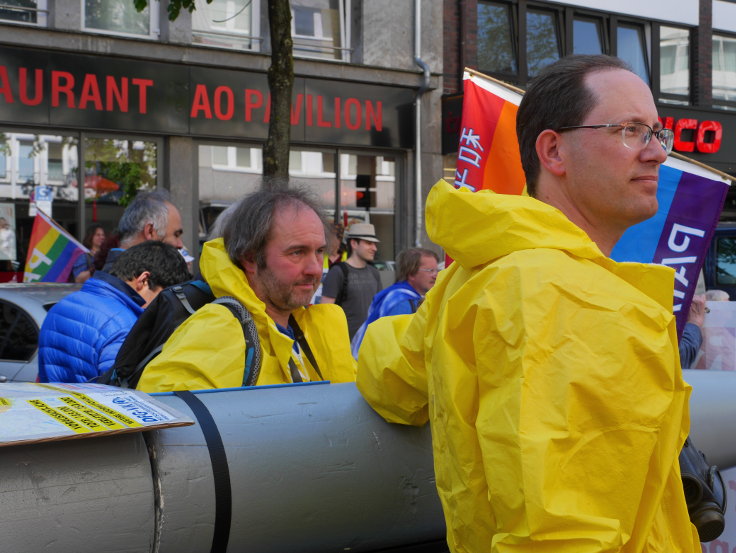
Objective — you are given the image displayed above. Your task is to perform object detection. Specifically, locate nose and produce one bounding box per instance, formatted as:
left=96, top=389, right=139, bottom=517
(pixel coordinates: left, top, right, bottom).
left=306, top=251, right=324, bottom=276
left=641, top=134, right=668, bottom=164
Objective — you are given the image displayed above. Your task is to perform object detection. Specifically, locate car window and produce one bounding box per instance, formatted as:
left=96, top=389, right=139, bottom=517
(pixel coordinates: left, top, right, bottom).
left=0, top=299, right=39, bottom=361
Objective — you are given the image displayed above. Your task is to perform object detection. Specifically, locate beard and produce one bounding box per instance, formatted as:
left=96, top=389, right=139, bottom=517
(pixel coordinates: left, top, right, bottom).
left=258, top=265, right=320, bottom=314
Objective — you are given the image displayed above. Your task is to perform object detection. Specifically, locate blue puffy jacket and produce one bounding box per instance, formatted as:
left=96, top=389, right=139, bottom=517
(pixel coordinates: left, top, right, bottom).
left=38, top=272, right=145, bottom=383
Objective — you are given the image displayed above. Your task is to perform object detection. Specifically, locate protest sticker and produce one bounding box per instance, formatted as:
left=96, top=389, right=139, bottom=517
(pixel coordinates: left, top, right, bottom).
left=0, top=382, right=193, bottom=447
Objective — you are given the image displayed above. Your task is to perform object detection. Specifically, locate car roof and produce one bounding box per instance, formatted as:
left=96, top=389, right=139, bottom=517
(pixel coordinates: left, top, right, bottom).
left=0, top=283, right=82, bottom=310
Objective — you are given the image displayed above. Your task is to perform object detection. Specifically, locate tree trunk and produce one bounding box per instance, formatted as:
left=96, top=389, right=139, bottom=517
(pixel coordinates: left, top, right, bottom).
left=262, top=0, right=294, bottom=189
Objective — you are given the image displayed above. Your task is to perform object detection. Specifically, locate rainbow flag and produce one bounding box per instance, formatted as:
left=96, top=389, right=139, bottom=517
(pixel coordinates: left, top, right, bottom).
left=457, top=68, right=731, bottom=334
left=23, top=210, right=88, bottom=283
left=455, top=70, right=525, bottom=194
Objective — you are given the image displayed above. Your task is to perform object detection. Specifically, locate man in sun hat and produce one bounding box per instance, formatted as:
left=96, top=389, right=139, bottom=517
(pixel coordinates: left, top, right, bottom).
left=321, top=222, right=382, bottom=339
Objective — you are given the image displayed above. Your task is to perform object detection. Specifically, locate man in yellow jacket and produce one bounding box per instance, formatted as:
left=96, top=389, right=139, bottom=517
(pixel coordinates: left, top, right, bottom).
left=357, top=55, right=700, bottom=552
left=138, top=188, right=356, bottom=391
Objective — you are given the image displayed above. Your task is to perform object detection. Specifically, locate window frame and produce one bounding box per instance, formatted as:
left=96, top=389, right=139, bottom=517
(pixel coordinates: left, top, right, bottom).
left=291, top=0, right=352, bottom=62
left=191, top=0, right=263, bottom=52
left=713, top=31, right=736, bottom=110
left=0, top=0, right=48, bottom=26
left=81, top=0, right=160, bottom=40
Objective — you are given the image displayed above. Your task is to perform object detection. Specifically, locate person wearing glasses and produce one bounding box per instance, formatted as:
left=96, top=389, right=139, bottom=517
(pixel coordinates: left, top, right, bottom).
left=357, top=55, right=699, bottom=552
left=350, top=247, right=439, bottom=358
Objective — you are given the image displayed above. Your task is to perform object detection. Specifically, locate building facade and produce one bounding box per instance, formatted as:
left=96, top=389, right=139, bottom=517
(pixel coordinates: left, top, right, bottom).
left=0, top=0, right=444, bottom=274
left=443, top=0, right=736, bottom=216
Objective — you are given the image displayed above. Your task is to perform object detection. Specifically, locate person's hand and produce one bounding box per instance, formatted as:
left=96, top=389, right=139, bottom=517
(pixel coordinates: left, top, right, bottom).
left=688, top=294, right=707, bottom=328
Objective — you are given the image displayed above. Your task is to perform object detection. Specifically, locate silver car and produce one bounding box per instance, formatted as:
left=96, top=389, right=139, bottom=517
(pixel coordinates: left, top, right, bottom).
left=0, top=283, right=81, bottom=382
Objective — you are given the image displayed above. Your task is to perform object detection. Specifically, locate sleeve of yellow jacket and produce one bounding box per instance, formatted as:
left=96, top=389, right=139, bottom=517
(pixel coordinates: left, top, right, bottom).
left=356, top=311, right=429, bottom=426
left=359, top=248, right=698, bottom=552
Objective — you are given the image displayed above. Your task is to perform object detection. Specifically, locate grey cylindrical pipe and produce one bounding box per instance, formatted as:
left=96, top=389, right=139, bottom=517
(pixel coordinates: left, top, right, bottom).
left=1, top=374, right=734, bottom=553
left=0, top=383, right=444, bottom=553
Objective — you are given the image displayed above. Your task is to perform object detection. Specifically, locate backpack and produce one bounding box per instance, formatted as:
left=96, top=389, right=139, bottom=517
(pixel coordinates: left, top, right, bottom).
left=333, top=262, right=381, bottom=306
left=98, top=280, right=262, bottom=389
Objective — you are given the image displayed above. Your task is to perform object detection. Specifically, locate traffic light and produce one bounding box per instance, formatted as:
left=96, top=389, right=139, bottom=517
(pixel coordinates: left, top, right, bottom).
left=356, top=174, right=373, bottom=209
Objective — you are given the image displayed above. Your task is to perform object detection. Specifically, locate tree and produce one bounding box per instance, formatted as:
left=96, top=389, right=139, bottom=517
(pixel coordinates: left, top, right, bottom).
left=134, top=0, right=293, bottom=187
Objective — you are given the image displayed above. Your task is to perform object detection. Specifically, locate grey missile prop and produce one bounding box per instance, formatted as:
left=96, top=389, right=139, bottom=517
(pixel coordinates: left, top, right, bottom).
left=1, top=372, right=735, bottom=553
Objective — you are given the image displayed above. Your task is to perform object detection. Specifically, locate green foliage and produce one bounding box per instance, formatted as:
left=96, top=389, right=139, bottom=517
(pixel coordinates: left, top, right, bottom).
left=133, top=0, right=213, bottom=21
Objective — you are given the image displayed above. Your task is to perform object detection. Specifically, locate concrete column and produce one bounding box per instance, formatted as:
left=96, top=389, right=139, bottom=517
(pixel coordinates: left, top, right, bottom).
left=166, top=136, right=199, bottom=264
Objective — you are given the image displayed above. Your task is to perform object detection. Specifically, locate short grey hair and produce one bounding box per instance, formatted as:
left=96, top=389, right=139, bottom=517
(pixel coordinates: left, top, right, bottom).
left=223, top=187, right=327, bottom=269
left=118, top=190, right=171, bottom=243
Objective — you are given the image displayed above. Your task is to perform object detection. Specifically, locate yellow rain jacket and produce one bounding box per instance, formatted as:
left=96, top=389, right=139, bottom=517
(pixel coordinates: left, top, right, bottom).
left=138, top=238, right=356, bottom=392
left=357, top=180, right=699, bottom=553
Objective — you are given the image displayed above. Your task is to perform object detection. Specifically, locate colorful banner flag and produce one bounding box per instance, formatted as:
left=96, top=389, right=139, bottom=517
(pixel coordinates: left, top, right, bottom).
left=611, top=157, right=729, bottom=334
left=457, top=68, right=732, bottom=335
left=23, top=210, right=88, bottom=283
left=455, top=70, right=525, bottom=194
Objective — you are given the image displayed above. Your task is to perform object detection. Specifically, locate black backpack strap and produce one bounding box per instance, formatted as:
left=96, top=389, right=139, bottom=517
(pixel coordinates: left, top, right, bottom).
left=334, top=262, right=349, bottom=306
left=288, top=314, right=324, bottom=381
left=213, top=296, right=262, bottom=386
left=172, top=284, right=197, bottom=315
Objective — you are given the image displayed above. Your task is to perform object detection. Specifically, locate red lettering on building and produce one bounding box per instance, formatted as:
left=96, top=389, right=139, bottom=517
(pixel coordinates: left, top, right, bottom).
left=132, top=78, right=152, bottom=114
left=79, top=73, right=103, bottom=110
left=674, top=118, right=698, bottom=152
left=334, top=97, right=341, bottom=128
left=659, top=116, right=723, bottom=154
left=107, top=76, right=129, bottom=112
left=316, top=95, right=331, bottom=128
left=19, top=68, right=43, bottom=106
left=244, top=89, right=262, bottom=121
left=306, top=94, right=313, bottom=126
left=190, top=84, right=213, bottom=118
left=696, top=120, right=722, bottom=154
left=290, top=94, right=303, bottom=125
left=364, top=100, right=382, bottom=131
left=344, top=98, right=361, bottom=130
left=0, top=66, right=12, bottom=103
left=214, top=86, right=234, bottom=120
left=51, top=70, right=75, bottom=108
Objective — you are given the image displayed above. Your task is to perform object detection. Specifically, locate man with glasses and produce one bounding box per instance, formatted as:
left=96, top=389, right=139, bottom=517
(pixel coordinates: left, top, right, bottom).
left=350, top=247, right=439, bottom=358
left=357, top=55, right=699, bottom=552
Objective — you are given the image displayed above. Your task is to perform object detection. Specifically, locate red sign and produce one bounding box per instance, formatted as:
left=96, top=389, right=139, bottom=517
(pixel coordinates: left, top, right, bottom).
left=659, top=116, right=722, bottom=154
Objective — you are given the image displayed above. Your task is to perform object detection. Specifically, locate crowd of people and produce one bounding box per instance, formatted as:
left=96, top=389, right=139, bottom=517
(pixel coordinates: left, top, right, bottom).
left=31, top=53, right=725, bottom=551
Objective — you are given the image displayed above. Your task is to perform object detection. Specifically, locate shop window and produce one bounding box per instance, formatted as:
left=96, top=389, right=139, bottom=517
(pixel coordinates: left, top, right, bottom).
left=526, top=8, right=561, bottom=78
left=477, top=1, right=517, bottom=76
left=617, top=23, right=649, bottom=85
left=291, top=0, right=350, bottom=61
left=83, top=137, right=157, bottom=205
left=660, top=26, right=690, bottom=100
left=210, top=145, right=261, bottom=172
left=573, top=17, right=604, bottom=55
left=713, top=34, right=736, bottom=106
left=192, top=0, right=261, bottom=51
left=83, top=0, right=159, bottom=39
left=0, top=0, right=47, bottom=25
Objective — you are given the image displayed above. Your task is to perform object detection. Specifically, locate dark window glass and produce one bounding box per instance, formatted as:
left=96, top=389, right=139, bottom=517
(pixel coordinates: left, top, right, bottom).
left=717, top=237, right=736, bottom=285
left=526, top=9, right=560, bottom=78
left=617, top=24, right=649, bottom=85
left=573, top=18, right=603, bottom=55
left=477, top=2, right=517, bottom=74
left=0, top=0, right=37, bottom=23
left=660, top=26, right=689, bottom=97
left=713, top=34, right=736, bottom=102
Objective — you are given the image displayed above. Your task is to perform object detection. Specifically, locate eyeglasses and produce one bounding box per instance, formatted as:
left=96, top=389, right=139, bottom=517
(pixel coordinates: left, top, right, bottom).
left=418, top=268, right=440, bottom=274
left=557, top=122, right=674, bottom=155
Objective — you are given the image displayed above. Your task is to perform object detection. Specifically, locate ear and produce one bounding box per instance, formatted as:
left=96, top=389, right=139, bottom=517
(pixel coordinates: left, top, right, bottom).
left=535, top=129, right=567, bottom=177
left=131, top=270, right=152, bottom=293
left=240, top=254, right=257, bottom=276
left=142, top=222, right=157, bottom=241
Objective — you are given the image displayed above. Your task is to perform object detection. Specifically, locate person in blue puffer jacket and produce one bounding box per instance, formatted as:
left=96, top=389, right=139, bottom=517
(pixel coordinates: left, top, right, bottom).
left=38, top=240, right=191, bottom=383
